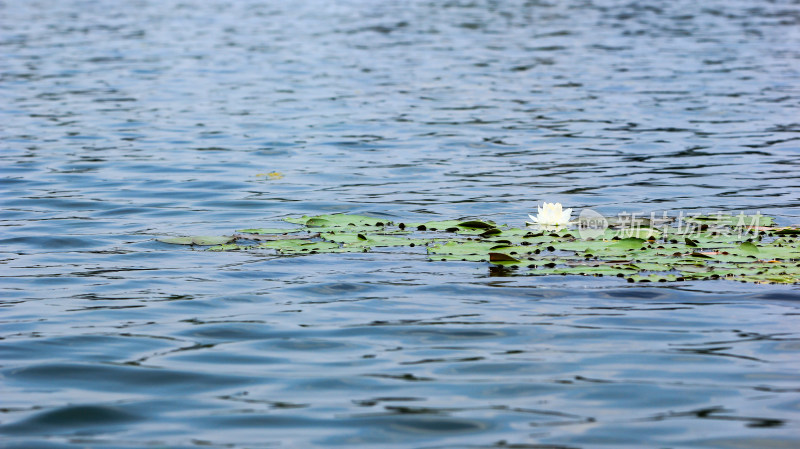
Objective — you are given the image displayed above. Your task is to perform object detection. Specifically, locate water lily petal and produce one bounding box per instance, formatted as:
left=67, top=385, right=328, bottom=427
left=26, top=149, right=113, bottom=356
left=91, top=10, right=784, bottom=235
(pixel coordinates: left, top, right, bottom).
left=530, top=202, right=571, bottom=227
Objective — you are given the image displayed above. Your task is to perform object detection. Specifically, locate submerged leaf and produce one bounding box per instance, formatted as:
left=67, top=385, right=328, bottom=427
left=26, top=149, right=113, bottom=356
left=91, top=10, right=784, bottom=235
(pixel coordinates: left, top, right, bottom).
left=157, top=236, right=234, bottom=246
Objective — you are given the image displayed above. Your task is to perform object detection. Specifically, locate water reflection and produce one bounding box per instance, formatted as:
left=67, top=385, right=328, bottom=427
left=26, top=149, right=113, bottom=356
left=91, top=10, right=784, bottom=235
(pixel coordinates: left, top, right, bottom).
left=1, top=0, right=799, bottom=448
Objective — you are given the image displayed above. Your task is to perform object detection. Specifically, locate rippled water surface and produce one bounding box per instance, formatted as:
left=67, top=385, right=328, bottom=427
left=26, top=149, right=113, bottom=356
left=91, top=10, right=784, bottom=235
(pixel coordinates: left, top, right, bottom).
left=2, top=0, right=800, bottom=448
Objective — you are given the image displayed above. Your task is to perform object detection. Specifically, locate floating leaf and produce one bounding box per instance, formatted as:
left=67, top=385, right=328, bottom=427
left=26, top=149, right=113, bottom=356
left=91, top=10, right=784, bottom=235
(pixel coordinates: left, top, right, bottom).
left=160, top=213, right=800, bottom=284
left=233, top=232, right=319, bottom=241
left=236, top=228, right=303, bottom=234
left=406, top=219, right=497, bottom=234
left=405, top=220, right=465, bottom=231
left=613, top=227, right=661, bottom=239
left=307, top=218, right=335, bottom=227
left=257, top=239, right=365, bottom=254
left=427, top=240, right=504, bottom=262
left=774, top=228, right=800, bottom=236
left=608, top=238, right=646, bottom=250
left=323, top=232, right=429, bottom=248
left=256, top=171, right=284, bottom=180
left=457, top=220, right=496, bottom=229
left=285, top=214, right=387, bottom=227
left=690, top=252, right=714, bottom=259
left=207, top=243, right=245, bottom=252
left=489, top=252, right=520, bottom=263
left=686, top=213, right=774, bottom=227
left=738, top=242, right=759, bottom=255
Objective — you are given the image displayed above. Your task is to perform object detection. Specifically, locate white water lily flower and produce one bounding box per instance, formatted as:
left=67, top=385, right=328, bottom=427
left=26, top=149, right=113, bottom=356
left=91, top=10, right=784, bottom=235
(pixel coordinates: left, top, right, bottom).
left=529, top=202, right=572, bottom=228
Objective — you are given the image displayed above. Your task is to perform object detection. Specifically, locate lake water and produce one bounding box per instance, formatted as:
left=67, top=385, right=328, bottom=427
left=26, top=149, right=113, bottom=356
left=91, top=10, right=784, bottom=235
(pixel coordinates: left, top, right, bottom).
left=2, top=0, right=800, bottom=448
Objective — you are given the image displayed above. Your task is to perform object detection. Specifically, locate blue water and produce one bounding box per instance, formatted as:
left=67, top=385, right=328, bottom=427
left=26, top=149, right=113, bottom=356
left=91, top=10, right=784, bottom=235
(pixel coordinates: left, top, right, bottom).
left=1, top=0, right=800, bottom=448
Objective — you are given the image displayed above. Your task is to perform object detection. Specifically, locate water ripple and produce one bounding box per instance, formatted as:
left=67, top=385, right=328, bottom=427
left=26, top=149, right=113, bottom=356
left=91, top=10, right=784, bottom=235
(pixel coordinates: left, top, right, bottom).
left=1, top=0, right=799, bottom=447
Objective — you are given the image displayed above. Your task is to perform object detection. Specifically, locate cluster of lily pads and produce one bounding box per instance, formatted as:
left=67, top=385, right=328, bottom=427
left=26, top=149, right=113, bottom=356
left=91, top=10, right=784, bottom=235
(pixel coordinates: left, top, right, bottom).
left=158, top=213, right=800, bottom=284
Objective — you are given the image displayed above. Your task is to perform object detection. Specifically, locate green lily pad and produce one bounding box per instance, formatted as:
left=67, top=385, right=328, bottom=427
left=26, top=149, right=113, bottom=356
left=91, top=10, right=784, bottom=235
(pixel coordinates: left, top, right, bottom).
left=629, top=262, right=675, bottom=272
left=160, top=212, right=800, bottom=284
left=285, top=214, right=389, bottom=227
left=457, top=220, right=496, bottom=229
left=405, top=220, right=464, bottom=231
left=627, top=274, right=678, bottom=283
left=235, top=228, right=303, bottom=234
left=610, top=228, right=661, bottom=239
left=738, top=242, right=759, bottom=255
left=530, top=264, right=638, bottom=277
left=207, top=243, right=246, bottom=252
left=322, top=232, right=429, bottom=248
left=489, top=252, right=521, bottom=263
left=428, top=240, right=499, bottom=257
left=685, top=213, right=775, bottom=227
left=257, top=239, right=366, bottom=254
left=606, top=238, right=646, bottom=250
left=406, top=219, right=497, bottom=235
